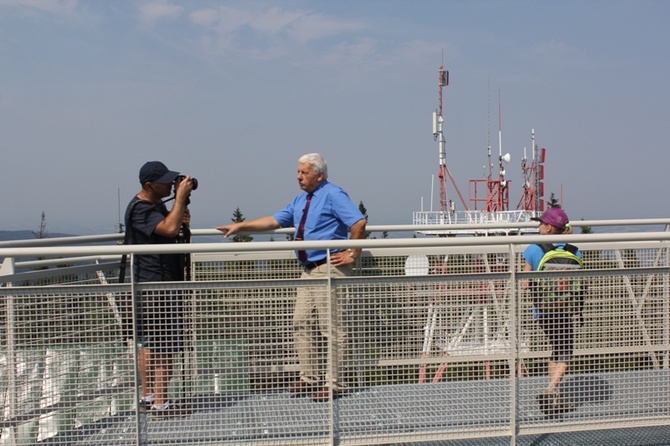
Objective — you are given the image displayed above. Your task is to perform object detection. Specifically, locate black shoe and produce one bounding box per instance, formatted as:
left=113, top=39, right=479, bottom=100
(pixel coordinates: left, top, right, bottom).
left=553, top=394, right=576, bottom=414
left=537, top=390, right=556, bottom=417
left=288, top=379, right=318, bottom=396
left=149, top=402, right=191, bottom=420
left=312, top=385, right=345, bottom=402
left=537, top=390, right=575, bottom=417
left=138, top=394, right=155, bottom=412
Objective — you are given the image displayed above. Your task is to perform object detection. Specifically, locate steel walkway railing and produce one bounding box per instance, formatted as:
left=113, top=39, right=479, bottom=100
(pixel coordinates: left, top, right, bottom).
left=0, top=219, right=669, bottom=446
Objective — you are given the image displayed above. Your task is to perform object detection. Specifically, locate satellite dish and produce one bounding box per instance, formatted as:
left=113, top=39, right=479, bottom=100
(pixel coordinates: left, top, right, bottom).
left=501, top=153, right=511, bottom=163
left=404, top=255, right=430, bottom=276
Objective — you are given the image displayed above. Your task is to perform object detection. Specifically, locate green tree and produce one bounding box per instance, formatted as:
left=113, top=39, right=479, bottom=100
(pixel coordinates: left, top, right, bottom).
left=358, top=201, right=371, bottom=239
left=231, top=207, right=253, bottom=242
left=547, top=193, right=561, bottom=209
left=33, top=211, right=49, bottom=266
left=33, top=211, right=49, bottom=239
left=580, top=219, right=593, bottom=234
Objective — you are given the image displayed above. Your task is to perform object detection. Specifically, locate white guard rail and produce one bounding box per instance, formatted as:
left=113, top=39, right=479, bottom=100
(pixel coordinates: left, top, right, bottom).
left=0, top=219, right=669, bottom=446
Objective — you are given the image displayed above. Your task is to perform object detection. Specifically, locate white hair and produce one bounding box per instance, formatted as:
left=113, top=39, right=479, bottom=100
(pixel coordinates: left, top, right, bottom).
left=298, top=153, right=328, bottom=180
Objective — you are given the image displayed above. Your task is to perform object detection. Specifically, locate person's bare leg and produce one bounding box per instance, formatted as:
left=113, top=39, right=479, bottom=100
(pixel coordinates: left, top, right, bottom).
left=548, top=360, right=568, bottom=391
left=153, top=353, right=173, bottom=406
left=139, top=347, right=153, bottom=399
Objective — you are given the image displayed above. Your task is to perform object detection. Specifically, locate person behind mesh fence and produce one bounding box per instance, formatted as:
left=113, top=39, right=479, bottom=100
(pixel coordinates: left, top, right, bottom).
left=125, top=161, right=193, bottom=418
left=216, top=153, right=366, bottom=402
left=523, top=206, right=583, bottom=417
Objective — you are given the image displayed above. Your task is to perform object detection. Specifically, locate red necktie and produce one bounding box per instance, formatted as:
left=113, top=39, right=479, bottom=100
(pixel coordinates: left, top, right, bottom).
left=296, top=193, right=313, bottom=263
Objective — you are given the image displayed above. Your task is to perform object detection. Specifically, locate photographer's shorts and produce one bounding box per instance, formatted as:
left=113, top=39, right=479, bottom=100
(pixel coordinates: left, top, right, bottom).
left=141, top=290, right=184, bottom=354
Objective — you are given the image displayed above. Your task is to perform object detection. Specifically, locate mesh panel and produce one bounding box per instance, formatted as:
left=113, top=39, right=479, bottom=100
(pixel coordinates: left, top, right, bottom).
left=0, top=244, right=668, bottom=445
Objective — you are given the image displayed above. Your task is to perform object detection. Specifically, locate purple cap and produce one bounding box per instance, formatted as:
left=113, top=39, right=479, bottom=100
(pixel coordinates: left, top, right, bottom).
left=139, top=161, right=179, bottom=184
left=531, top=207, right=569, bottom=229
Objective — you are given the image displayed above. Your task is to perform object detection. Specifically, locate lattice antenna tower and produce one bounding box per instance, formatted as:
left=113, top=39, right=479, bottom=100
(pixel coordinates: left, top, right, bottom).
left=432, top=62, right=468, bottom=214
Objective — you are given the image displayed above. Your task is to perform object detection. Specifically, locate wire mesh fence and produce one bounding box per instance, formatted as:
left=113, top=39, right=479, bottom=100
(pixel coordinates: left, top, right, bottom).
left=0, top=234, right=669, bottom=445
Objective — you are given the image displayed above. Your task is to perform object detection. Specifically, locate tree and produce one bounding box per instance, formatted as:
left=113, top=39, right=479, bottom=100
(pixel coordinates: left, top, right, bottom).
left=31, top=211, right=50, bottom=266
left=358, top=201, right=371, bottom=239
left=579, top=219, right=593, bottom=234
left=33, top=211, right=49, bottom=239
left=547, top=193, right=561, bottom=209
left=231, top=207, right=253, bottom=242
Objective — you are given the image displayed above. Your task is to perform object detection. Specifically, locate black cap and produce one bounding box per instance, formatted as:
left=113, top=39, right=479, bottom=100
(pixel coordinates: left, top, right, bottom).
left=139, top=161, right=179, bottom=184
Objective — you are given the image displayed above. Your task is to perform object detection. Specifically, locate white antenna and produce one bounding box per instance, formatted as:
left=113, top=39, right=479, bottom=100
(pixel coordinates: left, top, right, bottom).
left=498, top=90, right=503, bottom=160
left=487, top=79, right=493, bottom=180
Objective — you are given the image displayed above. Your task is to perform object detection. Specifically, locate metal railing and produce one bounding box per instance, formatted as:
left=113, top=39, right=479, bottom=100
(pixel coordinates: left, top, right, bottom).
left=0, top=219, right=669, bottom=445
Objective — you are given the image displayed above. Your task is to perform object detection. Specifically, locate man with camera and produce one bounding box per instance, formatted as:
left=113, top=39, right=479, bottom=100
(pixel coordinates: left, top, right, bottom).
left=125, top=161, right=193, bottom=417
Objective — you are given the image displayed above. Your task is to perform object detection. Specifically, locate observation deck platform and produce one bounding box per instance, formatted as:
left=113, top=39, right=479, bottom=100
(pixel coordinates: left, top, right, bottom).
left=40, top=370, right=670, bottom=446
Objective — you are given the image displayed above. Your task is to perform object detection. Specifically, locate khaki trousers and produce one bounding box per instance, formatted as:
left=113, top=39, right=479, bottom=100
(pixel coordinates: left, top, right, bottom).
left=294, top=262, right=351, bottom=385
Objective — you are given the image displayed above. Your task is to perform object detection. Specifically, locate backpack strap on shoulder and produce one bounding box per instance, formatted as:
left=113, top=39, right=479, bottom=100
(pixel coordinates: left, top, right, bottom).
left=537, top=243, right=555, bottom=254
left=562, top=243, right=579, bottom=255
left=118, top=198, right=149, bottom=283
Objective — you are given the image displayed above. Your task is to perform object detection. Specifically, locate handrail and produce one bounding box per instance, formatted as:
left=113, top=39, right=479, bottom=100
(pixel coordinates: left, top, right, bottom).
left=0, top=221, right=669, bottom=444
left=1, top=218, right=669, bottom=249
left=1, top=231, right=670, bottom=259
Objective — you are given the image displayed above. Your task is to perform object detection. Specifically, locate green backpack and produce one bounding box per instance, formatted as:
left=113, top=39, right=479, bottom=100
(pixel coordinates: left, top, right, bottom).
left=533, top=243, right=585, bottom=316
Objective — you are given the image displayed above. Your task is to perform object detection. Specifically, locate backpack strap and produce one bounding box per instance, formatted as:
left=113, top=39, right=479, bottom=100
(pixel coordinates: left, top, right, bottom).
left=537, top=243, right=555, bottom=255
left=538, top=242, right=578, bottom=255
left=118, top=199, right=144, bottom=284
left=118, top=198, right=157, bottom=283
left=562, top=243, right=579, bottom=255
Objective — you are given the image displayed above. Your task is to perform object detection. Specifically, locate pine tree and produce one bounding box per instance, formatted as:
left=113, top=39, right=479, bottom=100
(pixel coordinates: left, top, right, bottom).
left=579, top=219, right=593, bottom=234
left=32, top=211, right=49, bottom=265
left=547, top=193, right=561, bottom=209
left=231, top=207, right=253, bottom=242
left=358, top=201, right=370, bottom=239
left=33, top=211, right=49, bottom=239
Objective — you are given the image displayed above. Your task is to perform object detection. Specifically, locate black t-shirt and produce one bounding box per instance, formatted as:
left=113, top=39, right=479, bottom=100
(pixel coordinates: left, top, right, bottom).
left=125, top=196, right=182, bottom=282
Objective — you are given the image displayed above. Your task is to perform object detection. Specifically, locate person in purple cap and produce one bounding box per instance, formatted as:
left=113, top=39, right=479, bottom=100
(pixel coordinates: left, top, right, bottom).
left=124, top=161, right=193, bottom=417
left=523, top=206, right=583, bottom=416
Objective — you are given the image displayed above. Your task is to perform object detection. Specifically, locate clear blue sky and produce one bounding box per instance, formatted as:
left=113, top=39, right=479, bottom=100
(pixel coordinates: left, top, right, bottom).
left=1, top=0, right=668, bottom=235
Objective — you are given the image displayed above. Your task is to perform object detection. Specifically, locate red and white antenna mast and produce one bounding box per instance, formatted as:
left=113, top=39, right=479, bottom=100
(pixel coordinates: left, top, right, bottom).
left=516, top=129, right=546, bottom=212
left=471, top=90, right=510, bottom=212
left=433, top=62, right=467, bottom=214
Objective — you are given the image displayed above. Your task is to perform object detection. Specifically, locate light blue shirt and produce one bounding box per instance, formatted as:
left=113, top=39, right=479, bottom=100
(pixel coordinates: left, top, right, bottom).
left=523, top=243, right=583, bottom=271
left=273, top=181, right=365, bottom=264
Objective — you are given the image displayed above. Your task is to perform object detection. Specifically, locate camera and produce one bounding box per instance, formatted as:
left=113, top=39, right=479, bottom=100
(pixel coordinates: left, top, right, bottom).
left=175, top=175, right=198, bottom=191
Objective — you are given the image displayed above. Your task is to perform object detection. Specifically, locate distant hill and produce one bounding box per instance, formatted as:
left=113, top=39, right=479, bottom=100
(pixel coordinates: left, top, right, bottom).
left=0, top=230, right=76, bottom=242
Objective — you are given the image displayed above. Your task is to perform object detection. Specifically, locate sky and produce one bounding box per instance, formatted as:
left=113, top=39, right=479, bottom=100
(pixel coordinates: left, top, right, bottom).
left=1, top=0, right=668, bottom=235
